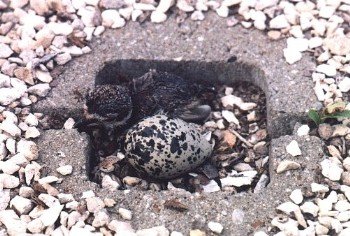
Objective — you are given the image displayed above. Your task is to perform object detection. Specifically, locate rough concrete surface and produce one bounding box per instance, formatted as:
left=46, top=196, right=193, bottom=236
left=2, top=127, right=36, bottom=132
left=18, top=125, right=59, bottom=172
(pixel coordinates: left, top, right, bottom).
left=33, top=12, right=319, bottom=138
left=31, top=12, right=324, bottom=235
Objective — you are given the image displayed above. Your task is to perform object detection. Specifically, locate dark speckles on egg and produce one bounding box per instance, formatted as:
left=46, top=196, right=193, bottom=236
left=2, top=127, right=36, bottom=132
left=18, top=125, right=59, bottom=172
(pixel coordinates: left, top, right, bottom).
left=124, top=115, right=213, bottom=179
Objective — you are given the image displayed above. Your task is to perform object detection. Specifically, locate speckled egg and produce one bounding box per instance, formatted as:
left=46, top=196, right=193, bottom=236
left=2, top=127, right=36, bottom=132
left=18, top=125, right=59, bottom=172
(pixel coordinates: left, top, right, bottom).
left=124, top=115, right=213, bottom=179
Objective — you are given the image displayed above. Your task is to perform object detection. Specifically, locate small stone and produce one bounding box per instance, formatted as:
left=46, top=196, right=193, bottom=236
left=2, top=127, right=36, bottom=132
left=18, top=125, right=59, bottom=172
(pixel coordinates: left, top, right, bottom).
left=136, top=226, right=169, bottom=236
left=35, top=70, right=52, bottom=83
left=57, top=193, right=74, bottom=204
left=63, top=118, right=75, bottom=129
left=151, top=11, right=167, bottom=23
left=30, top=0, right=49, bottom=15
left=0, top=120, right=21, bottom=137
left=38, top=176, right=59, bottom=185
left=321, top=158, right=343, bottom=181
left=297, top=125, right=310, bottom=136
left=270, top=14, right=290, bottom=29
left=222, top=0, right=241, bottom=7
left=55, top=52, right=72, bottom=65
left=290, top=189, right=303, bottom=205
left=14, top=67, right=34, bottom=85
left=27, top=218, right=44, bottom=233
left=101, top=175, right=120, bottom=191
left=202, top=180, right=220, bottom=193
left=252, top=11, right=266, bottom=30
left=25, top=114, right=39, bottom=126
left=27, top=83, right=50, bottom=97
left=92, top=210, right=110, bottom=227
left=218, top=130, right=237, bottom=151
left=103, top=198, right=116, bottom=207
left=101, top=10, right=126, bottom=28
left=208, top=221, right=223, bottom=234
left=0, top=43, right=13, bottom=58
left=0, top=143, right=7, bottom=160
left=324, top=35, right=350, bottom=56
left=338, top=77, right=350, bottom=92
left=17, top=139, right=38, bottom=161
left=286, top=140, right=302, bottom=156
left=0, top=174, right=19, bottom=188
left=216, top=6, right=229, bottom=18
left=191, top=11, right=205, bottom=21
left=25, top=127, right=40, bottom=139
left=108, top=220, right=134, bottom=234
left=86, top=197, right=105, bottom=213
left=119, top=7, right=133, bottom=20
left=118, top=208, right=132, bottom=220
left=156, top=0, right=174, bottom=13
left=56, top=165, right=73, bottom=175
left=283, top=48, right=302, bottom=64
left=10, top=196, right=33, bottom=215
left=123, top=176, right=141, bottom=186
left=48, top=22, right=73, bottom=36
left=344, top=157, right=350, bottom=171
left=308, top=37, right=323, bottom=49
left=39, top=204, right=64, bottom=227
left=0, top=210, right=27, bottom=235
left=332, top=125, right=350, bottom=137
left=93, top=26, right=105, bottom=36
left=300, top=201, right=319, bottom=217
left=276, top=160, right=301, bottom=173
left=222, top=110, right=239, bottom=125
left=287, top=37, right=309, bottom=52
left=177, top=0, right=194, bottom=12
left=311, top=183, right=329, bottom=193
left=316, top=64, right=337, bottom=77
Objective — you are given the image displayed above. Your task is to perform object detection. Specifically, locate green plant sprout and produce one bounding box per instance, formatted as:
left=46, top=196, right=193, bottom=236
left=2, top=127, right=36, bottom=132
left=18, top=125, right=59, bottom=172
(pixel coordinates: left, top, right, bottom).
left=308, top=101, right=350, bottom=126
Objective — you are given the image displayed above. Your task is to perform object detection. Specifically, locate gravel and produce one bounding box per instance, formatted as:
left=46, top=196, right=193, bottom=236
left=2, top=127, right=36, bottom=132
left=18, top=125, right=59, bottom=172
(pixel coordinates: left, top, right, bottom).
left=0, top=0, right=350, bottom=234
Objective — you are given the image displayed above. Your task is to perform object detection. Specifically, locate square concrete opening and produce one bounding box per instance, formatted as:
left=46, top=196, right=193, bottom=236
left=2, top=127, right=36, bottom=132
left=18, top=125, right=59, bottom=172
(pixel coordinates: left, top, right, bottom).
left=77, top=59, right=268, bottom=193
left=35, top=57, right=322, bottom=235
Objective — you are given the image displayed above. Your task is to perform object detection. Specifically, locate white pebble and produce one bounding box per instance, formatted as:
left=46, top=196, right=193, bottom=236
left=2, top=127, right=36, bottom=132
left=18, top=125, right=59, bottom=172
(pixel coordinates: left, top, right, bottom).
left=270, top=14, right=290, bottom=29
left=118, top=208, right=132, bottom=220
left=338, top=77, right=350, bottom=92
left=27, top=83, right=50, bottom=97
left=10, top=196, right=33, bottom=215
left=17, top=139, right=38, bottom=161
left=39, top=204, right=64, bottom=227
left=311, top=183, right=329, bottom=193
left=0, top=174, right=20, bottom=188
left=202, top=180, right=221, bottom=193
left=151, top=11, right=167, bottom=23
left=276, top=160, right=301, bottom=173
left=208, top=221, right=223, bottom=234
left=216, top=6, right=229, bottom=18
left=222, top=110, right=239, bottom=125
left=297, top=125, right=310, bottom=136
left=86, top=197, right=105, bottom=213
left=290, top=189, right=303, bottom=205
left=0, top=43, right=13, bottom=58
left=0, top=120, right=21, bottom=137
left=102, top=10, right=126, bottom=28
left=321, top=158, right=343, bottom=181
left=56, top=165, right=73, bottom=175
left=63, top=118, right=75, bottom=129
left=308, top=37, right=323, bottom=49
left=316, top=64, right=337, bottom=77
left=283, top=47, right=302, bottom=64
left=287, top=37, right=309, bottom=52
left=25, top=114, right=39, bottom=126
left=286, top=140, right=302, bottom=156
left=35, top=70, right=52, bottom=83
left=300, top=201, right=319, bottom=217
left=25, top=127, right=40, bottom=139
